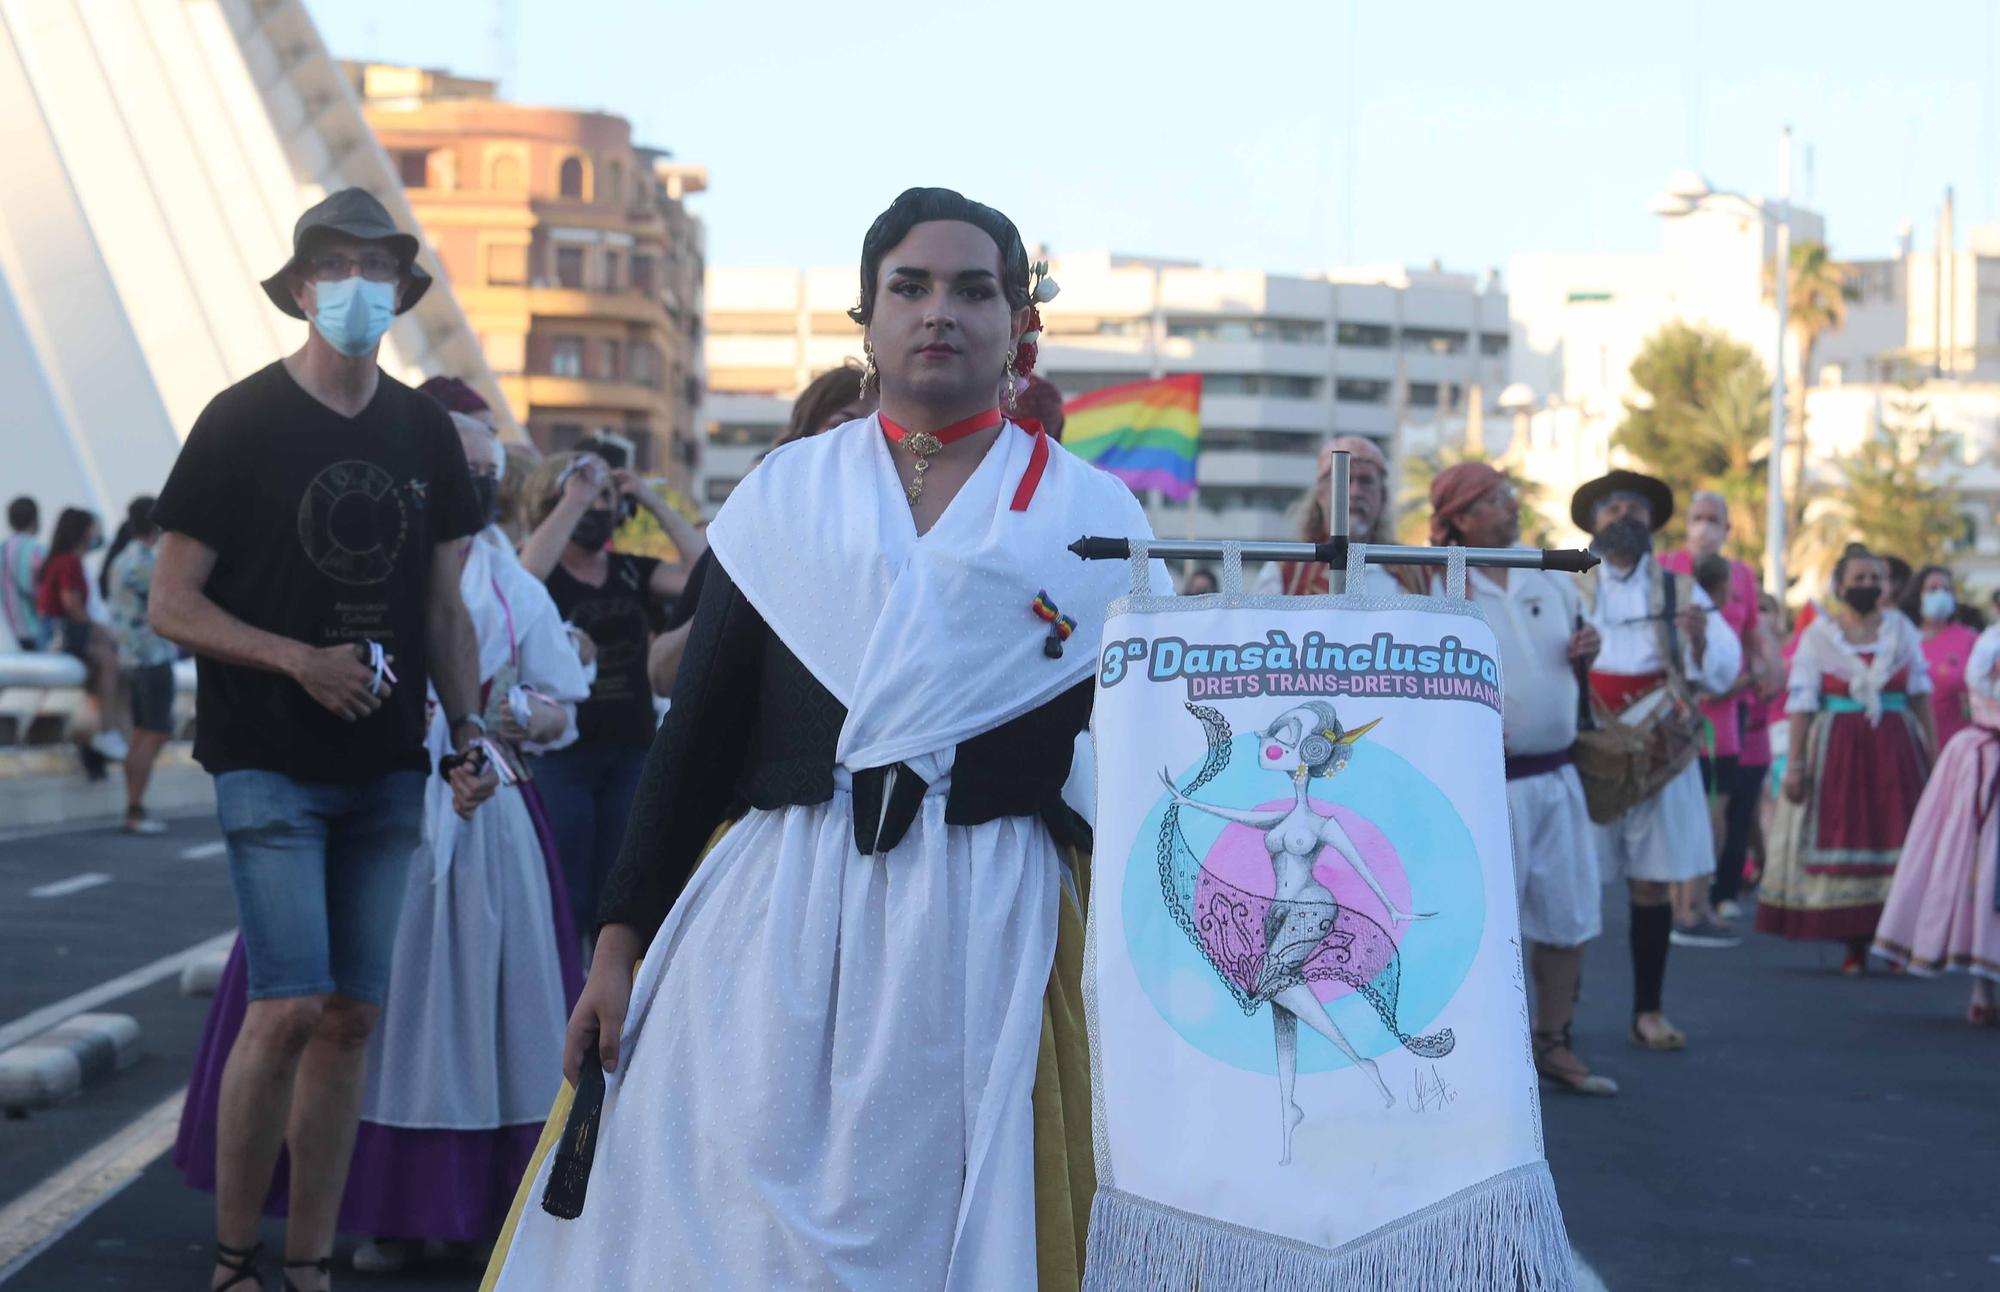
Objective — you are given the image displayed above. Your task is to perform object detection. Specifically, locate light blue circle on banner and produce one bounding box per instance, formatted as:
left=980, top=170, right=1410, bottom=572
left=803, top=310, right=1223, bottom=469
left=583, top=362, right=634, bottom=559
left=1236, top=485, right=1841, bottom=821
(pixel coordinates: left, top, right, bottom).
left=1120, top=733, right=1485, bottom=1075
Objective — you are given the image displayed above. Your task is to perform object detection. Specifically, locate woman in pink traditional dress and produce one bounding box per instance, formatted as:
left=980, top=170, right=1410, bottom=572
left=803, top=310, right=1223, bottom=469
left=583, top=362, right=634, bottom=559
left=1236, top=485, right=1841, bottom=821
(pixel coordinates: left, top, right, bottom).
left=1872, top=623, right=2000, bottom=1023
left=1905, top=564, right=1980, bottom=748
left=1759, top=546, right=1936, bottom=973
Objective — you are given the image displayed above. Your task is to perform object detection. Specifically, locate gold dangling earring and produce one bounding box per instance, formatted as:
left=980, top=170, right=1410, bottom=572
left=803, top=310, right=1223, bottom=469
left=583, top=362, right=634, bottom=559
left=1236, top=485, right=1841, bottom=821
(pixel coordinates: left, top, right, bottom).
left=861, top=340, right=877, bottom=396
left=1003, top=353, right=1018, bottom=414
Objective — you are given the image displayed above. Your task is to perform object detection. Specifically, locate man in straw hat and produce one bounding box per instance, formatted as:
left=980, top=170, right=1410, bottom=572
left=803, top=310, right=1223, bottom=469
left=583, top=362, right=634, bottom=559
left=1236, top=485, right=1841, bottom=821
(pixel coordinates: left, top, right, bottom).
left=150, top=188, right=496, bottom=1292
left=1570, top=469, right=1740, bottom=1053
left=1431, top=461, right=1617, bottom=1096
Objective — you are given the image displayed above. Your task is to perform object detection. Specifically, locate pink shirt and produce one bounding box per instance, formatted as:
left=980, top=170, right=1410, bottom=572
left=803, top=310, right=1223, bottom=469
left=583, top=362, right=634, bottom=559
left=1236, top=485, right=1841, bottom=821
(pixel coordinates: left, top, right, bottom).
left=1659, top=551, right=1760, bottom=758
left=1921, top=621, right=1980, bottom=746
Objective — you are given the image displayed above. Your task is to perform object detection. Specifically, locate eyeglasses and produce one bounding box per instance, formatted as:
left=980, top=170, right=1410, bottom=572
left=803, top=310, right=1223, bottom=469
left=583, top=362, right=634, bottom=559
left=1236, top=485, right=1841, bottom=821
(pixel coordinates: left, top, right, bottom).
left=307, top=251, right=402, bottom=282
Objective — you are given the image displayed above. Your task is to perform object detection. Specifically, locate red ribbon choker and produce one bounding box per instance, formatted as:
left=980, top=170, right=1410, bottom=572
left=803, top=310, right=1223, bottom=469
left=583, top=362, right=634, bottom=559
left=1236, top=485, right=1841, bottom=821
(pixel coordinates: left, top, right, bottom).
left=879, top=407, right=1003, bottom=447
left=878, top=408, right=1050, bottom=512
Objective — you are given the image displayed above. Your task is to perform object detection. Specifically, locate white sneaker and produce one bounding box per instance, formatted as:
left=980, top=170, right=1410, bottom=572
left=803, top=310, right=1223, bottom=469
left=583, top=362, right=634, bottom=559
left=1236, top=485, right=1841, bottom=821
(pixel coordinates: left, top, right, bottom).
left=122, top=815, right=167, bottom=836
left=89, top=729, right=129, bottom=762
left=352, top=1240, right=418, bottom=1273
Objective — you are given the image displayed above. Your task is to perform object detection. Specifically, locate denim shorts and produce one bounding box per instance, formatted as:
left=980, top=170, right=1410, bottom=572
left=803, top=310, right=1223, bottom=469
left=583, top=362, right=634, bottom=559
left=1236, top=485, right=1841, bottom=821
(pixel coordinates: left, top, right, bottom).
left=214, top=769, right=425, bottom=1005
left=127, top=662, right=175, bottom=734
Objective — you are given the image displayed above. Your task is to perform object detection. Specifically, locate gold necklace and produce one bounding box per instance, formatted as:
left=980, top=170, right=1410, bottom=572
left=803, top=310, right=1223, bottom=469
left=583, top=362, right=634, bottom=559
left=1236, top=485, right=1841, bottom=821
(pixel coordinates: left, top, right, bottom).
left=879, top=409, right=1004, bottom=505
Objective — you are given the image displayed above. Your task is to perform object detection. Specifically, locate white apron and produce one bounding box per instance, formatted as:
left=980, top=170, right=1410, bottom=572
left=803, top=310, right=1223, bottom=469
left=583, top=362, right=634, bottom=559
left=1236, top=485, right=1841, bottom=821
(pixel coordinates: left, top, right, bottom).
left=362, top=540, right=590, bottom=1131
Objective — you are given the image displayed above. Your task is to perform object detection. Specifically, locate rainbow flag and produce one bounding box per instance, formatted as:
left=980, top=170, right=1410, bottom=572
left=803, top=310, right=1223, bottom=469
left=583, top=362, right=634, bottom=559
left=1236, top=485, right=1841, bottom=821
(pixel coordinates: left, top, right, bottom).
left=1063, top=374, right=1202, bottom=500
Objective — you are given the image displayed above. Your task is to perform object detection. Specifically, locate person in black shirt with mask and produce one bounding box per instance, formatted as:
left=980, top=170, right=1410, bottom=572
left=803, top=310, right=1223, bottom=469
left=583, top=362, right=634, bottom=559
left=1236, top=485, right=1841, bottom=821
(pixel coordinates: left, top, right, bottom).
left=149, top=188, right=496, bottom=1292
left=518, top=451, right=704, bottom=947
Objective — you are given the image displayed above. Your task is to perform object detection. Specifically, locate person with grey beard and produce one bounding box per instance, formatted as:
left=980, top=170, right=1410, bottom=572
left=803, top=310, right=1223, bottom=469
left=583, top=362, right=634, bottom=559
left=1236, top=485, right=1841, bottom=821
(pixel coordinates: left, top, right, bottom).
left=1571, top=471, right=1741, bottom=1052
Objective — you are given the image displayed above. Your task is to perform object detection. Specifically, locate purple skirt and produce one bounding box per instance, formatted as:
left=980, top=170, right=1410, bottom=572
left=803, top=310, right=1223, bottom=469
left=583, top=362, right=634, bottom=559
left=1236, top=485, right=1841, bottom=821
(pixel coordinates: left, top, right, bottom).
left=172, top=781, right=583, bottom=1242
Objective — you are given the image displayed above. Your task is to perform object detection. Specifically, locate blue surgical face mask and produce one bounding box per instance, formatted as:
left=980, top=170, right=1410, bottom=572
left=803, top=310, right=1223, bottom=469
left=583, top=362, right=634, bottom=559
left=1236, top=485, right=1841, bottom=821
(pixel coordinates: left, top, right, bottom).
left=311, top=275, right=397, bottom=356
left=1921, top=588, right=1956, bottom=622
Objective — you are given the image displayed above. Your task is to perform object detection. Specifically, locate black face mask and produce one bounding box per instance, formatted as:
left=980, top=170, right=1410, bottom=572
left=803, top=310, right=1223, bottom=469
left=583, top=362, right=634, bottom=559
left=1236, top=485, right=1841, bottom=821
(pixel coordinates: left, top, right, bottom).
left=469, top=475, right=499, bottom=527
left=571, top=508, right=617, bottom=552
left=1840, top=585, right=1882, bottom=614
left=1592, top=515, right=1654, bottom=562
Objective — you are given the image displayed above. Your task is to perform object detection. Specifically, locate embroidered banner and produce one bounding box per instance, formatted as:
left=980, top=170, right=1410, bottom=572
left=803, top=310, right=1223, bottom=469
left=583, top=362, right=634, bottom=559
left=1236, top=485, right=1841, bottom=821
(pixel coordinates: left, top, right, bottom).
left=1083, top=561, right=1574, bottom=1290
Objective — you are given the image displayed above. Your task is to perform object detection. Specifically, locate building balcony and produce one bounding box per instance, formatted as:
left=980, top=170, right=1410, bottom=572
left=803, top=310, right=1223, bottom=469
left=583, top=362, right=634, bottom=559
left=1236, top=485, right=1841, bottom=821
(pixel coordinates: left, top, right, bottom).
left=1199, top=395, right=1327, bottom=434
left=527, top=286, right=669, bottom=326
left=1195, top=448, right=1320, bottom=489
left=1157, top=337, right=1329, bottom=378
left=521, top=374, right=664, bottom=413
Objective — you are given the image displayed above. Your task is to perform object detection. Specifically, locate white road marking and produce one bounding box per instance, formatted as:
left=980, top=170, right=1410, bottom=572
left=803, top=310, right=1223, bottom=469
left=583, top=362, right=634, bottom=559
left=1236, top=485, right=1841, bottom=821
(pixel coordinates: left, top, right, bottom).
left=0, top=1087, right=184, bottom=1281
left=0, top=930, right=235, bottom=1055
left=178, top=841, right=227, bottom=860
left=27, top=873, right=110, bottom=899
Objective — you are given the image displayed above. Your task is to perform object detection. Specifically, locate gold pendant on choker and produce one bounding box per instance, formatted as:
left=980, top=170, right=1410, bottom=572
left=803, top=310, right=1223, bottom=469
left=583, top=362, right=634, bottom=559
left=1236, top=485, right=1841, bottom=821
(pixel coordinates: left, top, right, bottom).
left=902, top=431, right=942, bottom=504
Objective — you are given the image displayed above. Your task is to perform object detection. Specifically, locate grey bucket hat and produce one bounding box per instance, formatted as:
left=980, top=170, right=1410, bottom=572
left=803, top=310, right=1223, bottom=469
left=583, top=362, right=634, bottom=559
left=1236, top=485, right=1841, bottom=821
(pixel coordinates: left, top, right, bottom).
left=260, top=188, right=433, bottom=319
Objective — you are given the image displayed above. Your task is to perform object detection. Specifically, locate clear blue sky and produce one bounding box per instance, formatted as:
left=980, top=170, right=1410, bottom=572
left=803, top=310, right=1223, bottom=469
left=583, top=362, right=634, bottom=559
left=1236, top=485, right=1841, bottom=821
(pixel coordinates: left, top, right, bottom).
left=314, top=0, right=1998, bottom=276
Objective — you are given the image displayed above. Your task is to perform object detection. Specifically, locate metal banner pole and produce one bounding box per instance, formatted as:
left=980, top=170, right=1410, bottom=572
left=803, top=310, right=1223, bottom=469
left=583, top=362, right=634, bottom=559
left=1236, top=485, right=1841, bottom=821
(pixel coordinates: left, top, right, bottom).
left=1069, top=536, right=1599, bottom=572
left=1328, top=449, right=1351, bottom=594
left=1072, top=447, right=1599, bottom=575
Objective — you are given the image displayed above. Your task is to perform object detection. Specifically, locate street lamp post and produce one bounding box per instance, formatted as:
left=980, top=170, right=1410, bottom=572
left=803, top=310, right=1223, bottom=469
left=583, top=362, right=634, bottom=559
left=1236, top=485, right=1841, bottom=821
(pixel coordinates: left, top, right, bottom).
left=1766, top=128, right=1792, bottom=603
left=1648, top=130, right=1795, bottom=600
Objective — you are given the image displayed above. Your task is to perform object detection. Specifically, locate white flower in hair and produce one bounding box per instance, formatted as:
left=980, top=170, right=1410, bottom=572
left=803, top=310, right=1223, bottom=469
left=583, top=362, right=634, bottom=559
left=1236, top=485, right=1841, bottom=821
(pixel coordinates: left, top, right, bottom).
left=1033, top=275, right=1060, bottom=303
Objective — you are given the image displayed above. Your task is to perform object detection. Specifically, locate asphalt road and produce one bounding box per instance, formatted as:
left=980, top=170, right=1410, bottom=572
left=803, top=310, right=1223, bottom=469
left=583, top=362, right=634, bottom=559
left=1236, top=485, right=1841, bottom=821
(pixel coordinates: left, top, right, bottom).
left=2, top=813, right=1996, bottom=1289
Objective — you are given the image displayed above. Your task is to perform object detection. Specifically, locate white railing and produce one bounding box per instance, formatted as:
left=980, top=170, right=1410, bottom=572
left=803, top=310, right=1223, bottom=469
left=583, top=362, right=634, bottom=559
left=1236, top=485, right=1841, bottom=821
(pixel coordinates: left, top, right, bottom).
left=0, top=654, right=196, bottom=747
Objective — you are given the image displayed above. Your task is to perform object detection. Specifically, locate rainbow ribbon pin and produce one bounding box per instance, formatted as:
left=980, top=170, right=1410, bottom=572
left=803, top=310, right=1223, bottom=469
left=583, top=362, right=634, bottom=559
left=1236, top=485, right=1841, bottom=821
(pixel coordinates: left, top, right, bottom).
left=1032, top=590, right=1077, bottom=658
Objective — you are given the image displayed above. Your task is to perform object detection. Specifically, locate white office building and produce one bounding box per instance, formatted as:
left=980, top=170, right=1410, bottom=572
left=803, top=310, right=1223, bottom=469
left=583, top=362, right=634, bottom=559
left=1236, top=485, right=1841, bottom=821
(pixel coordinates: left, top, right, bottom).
left=701, top=254, right=1509, bottom=539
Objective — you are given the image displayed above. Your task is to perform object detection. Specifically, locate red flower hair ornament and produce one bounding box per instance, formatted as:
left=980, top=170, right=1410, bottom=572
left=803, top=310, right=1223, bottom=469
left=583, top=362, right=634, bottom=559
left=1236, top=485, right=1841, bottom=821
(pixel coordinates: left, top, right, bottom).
left=1013, top=259, right=1060, bottom=379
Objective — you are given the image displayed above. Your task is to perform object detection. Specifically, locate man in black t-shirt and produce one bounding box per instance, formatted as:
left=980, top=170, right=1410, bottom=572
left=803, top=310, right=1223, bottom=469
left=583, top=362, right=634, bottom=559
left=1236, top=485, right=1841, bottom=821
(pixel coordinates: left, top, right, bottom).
left=150, top=188, right=495, bottom=1292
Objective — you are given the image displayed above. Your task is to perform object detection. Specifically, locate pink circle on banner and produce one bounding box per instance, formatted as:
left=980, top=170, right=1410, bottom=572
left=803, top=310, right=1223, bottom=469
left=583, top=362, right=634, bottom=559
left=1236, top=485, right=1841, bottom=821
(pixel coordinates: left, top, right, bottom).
left=1201, top=798, right=1412, bottom=1005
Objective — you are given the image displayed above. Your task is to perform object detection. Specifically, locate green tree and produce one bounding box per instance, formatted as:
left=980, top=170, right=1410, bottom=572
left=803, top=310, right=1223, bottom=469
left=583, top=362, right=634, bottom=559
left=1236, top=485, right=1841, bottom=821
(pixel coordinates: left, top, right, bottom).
left=1611, top=322, right=1772, bottom=562
left=1795, top=382, right=1964, bottom=578
left=612, top=482, right=703, bottom=563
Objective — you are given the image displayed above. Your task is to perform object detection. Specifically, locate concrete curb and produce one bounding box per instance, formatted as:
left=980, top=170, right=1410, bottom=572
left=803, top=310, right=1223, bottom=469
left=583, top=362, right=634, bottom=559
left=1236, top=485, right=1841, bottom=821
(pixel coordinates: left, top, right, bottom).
left=0, top=745, right=212, bottom=830
left=177, top=944, right=230, bottom=997
left=0, top=1014, right=140, bottom=1114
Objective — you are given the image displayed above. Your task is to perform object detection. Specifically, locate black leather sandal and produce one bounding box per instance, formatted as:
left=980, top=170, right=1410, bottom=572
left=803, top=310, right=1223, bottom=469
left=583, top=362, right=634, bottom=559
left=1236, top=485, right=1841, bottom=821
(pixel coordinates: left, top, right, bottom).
left=282, top=1255, right=330, bottom=1291
left=213, top=1241, right=263, bottom=1290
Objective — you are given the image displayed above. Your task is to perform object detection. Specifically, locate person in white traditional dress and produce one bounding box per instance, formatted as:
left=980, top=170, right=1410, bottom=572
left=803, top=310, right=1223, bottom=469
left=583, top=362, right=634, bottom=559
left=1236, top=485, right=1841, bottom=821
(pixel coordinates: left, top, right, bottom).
left=483, top=187, right=1163, bottom=1291
left=1571, top=472, right=1741, bottom=1053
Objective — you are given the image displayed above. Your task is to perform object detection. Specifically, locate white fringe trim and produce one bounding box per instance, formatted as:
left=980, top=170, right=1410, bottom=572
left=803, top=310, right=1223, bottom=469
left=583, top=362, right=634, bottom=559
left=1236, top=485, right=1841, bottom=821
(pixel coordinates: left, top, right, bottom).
left=1082, top=1161, right=1575, bottom=1291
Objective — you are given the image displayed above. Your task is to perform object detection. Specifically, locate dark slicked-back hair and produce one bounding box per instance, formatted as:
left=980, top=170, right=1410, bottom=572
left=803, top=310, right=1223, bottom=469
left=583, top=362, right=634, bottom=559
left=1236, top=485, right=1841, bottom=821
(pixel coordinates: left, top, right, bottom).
left=848, top=187, right=1030, bottom=326
left=7, top=496, right=35, bottom=532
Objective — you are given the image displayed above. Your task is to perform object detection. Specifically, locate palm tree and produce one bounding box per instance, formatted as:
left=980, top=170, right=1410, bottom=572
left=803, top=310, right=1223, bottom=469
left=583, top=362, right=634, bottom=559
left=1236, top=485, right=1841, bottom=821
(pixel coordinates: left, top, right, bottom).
left=1765, top=241, right=1855, bottom=572
left=1770, top=241, right=1853, bottom=396
left=1768, top=248, right=1856, bottom=470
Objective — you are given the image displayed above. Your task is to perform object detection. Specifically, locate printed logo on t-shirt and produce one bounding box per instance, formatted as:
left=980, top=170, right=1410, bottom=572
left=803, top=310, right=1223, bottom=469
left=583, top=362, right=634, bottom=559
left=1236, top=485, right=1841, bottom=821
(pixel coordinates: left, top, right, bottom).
left=297, top=460, right=410, bottom=586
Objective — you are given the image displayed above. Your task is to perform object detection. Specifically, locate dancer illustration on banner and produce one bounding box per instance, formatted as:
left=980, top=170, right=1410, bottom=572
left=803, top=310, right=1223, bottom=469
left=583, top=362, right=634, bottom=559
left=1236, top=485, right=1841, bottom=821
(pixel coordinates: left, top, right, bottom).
left=1157, top=701, right=1455, bottom=1160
